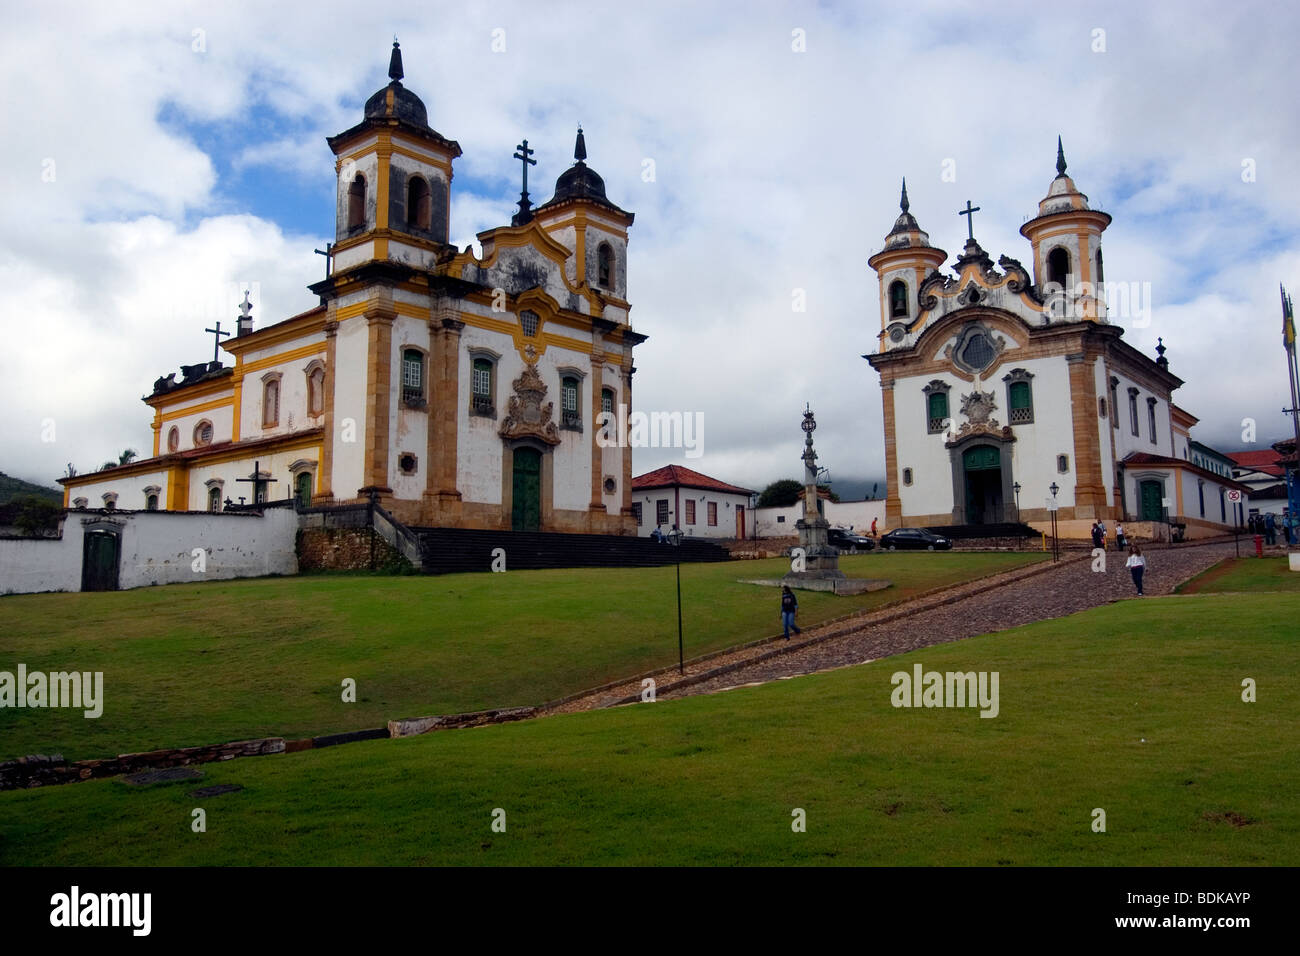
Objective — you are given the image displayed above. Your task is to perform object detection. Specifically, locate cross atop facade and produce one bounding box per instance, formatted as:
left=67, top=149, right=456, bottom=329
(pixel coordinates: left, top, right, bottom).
left=513, top=139, right=536, bottom=199
left=204, top=320, right=231, bottom=364
left=313, top=242, right=334, bottom=279
left=234, top=459, right=279, bottom=504
left=958, top=200, right=981, bottom=241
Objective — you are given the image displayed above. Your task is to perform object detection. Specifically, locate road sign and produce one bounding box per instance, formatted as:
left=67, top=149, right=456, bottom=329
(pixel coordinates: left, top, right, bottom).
left=1227, top=489, right=1242, bottom=503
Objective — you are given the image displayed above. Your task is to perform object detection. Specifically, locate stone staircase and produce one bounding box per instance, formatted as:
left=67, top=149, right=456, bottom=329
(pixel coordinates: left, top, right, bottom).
left=413, top=527, right=732, bottom=575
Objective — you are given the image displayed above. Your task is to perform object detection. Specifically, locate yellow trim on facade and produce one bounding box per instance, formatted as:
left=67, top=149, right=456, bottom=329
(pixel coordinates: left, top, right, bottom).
left=237, top=342, right=327, bottom=376
left=158, top=396, right=235, bottom=423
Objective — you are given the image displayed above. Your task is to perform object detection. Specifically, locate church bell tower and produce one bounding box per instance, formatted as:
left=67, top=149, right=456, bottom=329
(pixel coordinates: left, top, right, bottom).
left=325, top=41, right=463, bottom=275
left=868, top=179, right=948, bottom=351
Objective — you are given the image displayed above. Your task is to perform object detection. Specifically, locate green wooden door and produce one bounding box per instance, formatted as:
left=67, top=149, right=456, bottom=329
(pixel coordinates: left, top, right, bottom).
left=81, top=531, right=120, bottom=591
left=512, top=448, right=541, bottom=531
left=1139, top=480, right=1163, bottom=521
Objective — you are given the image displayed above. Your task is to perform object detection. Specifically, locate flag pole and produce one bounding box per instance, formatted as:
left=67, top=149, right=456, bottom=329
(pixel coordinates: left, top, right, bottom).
left=1283, top=286, right=1300, bottom=549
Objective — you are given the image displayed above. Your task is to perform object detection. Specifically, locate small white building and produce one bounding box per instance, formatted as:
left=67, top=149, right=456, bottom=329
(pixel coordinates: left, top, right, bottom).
left=630, top=465, right=754, bottom=539
left=754, top=493, right=886, bottom=538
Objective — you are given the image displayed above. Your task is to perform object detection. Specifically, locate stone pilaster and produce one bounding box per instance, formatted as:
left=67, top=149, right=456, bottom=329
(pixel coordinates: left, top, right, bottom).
left=424, top=301, right=464, bottom=525
left=361, top=289, right=397, bottom=497
left=314, top=310, right=339, bottom=504
left=1067, top=352, right=1107, bottom=519
left=881, top=378, right=903, bottom=527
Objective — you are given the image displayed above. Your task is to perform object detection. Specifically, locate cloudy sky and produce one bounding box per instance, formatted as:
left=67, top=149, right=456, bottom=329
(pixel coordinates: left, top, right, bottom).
left=3, top=0, right=1298, bottom=496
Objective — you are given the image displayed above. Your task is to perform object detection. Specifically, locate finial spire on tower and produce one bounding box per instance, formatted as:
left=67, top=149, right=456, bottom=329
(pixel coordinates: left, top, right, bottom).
left=388, top=38, right=404, bottom=83
left=574, top=126, right=587, bottom=163
left=900, top=177, right=909, bottom=213
left=1055, top=135, right=1067, bottom=178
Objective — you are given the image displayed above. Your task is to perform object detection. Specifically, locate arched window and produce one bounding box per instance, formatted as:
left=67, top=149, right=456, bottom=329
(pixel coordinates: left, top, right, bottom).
left=167, top=426, right=180, bottom=452
left=73, top=497, right=88, bottom=509
left=406, top=176, right=431, bottom=231
left=1047, top=247, right=1071, bottom=290
left=102, top=492, right=117, bottom=511
left=145, top=494, right=159, bottom=511
left=889, top=280, right=908, bottom=318
left=262, top=377, right=280, bottom=428
left=561, top=376, right=580, bottom=429
left=401, top=349, right=425, bottom=405
left=471, top=357, right=495, bottom=414
left=601, top=388, right=615, bottom=416
left=194, top=420, right=214, bottom=447
left=597, top=243, right=614, bottom=289
left=295, top=472, right=313, bottom=507
left=307, top=365, right=325, bottom=417
left=347, top=174, right=366, bottom=230
left=1095, top=247, right=1104, bottom=284
left=208, top=487, right=222, bottom=512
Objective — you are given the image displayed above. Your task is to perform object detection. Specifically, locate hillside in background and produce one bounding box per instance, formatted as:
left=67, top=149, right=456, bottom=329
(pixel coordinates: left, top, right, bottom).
left=0, top=472, right=63, bottom=505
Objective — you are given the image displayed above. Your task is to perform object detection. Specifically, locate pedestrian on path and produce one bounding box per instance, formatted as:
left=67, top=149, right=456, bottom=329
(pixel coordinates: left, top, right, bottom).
left=1125, top=544, right=1147, bottom=596
left=1115, top=522, right=1126, bottom=551
left=780, top=586, right=802, bottom=640
left=1091, top=522, right=1102, bottom=549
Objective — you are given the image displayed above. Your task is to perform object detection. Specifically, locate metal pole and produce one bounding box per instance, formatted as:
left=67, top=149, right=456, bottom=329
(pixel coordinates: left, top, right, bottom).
left=675, top=551, right=684, bottom=675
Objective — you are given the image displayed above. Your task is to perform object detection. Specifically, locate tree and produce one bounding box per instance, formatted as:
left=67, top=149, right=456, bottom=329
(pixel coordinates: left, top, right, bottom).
left=758, top=479, right=803, bottom=508
left=118, top=448, right=138, bottom=466
left=65, top=463, right=77, bottom=478
left=13, top=495, right=61, bottom=537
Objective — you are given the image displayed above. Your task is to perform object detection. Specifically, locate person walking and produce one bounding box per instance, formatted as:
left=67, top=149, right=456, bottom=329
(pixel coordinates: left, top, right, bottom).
left=1125, top=544, right=1147, bottom=596
left=1265, top=512, right=1277, bottom=546
left=1091, top=521, right=1102, bottom=549
left=780, top=586, right=802, bottom=640
left=1098, top=521, right=1107, bottom=551
left=1115, top=521, right=1126, bottom=551
left=871, top=517, right=878, bottom=538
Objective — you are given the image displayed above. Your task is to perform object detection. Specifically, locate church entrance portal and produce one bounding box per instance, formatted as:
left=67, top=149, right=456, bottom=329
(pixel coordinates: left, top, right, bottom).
left=511, top=447, right=542, bottom=531
left=962, top=444, right=1003, bottom=525
left=81, top=529, right=120, bottom=591
left=1138, top=479, right=1164, bottom=521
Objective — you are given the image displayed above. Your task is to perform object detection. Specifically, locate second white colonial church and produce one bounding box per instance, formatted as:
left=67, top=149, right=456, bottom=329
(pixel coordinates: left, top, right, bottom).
left=866, top=143, right=1246, bottom=537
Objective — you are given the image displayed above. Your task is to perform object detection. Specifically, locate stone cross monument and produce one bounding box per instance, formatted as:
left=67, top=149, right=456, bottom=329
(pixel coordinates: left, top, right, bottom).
left=782, top=405, right=846, bottom=587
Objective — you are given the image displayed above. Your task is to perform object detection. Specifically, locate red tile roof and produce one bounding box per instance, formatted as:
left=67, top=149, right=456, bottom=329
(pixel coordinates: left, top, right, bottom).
left=631, top=465, right=754, bottom=496
left=1226, top=450, right=1285, bottom=476
left=1120, top=452, right=1253, bottom=493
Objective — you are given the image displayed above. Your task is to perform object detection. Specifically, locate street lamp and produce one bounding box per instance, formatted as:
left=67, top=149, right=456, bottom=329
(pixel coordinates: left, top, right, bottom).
left=1013, top=481, right=1022, bottom=550
left=668, top=527, right=685, bottom=674
left=1049, top=482, right=1060, bottom=563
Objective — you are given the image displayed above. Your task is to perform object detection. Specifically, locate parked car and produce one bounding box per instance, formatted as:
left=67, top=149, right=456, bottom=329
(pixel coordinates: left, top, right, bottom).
left=879, top=528, right=953, bottom=551
left=828, top=528, right=876, bottom=553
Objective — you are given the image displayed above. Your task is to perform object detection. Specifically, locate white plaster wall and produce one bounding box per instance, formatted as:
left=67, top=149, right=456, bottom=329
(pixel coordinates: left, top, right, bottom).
left=547, top=348, right=592, bottom=512
left=240, top=344, right=327, bottom=441
left=389, top=314, right=431, bottom=499
left=0, top=509, right=298, bottom=595
left=187, top=447, right=322, bottom=510
left=65, top=468, right=170, bottom=510
left=755, top=499, right=886, bottom=537
left=1001, top=355, right=1077, bottom=507
left=599, top=365, right=623, bottom=514
left=892, top=374, right=957, bottom=517
left=632, top=489, right=750, bottom=538
left=1109, top=369, right=1172, bottom=459
left=0, top=537, right=81, bottom=594
left=164, top=402, right=235, bottom=451
left=1094, top=359, right=1115, bottom=498
left=331, top=316, right=369, bottom=498
left=458, top=324, right=507, bottom=505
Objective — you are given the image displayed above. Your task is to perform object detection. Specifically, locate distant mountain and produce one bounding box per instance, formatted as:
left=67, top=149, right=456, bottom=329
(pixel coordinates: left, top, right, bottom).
left=0, top=472, right=63, bottom=505
left=823, top=476, right=887, bottom=502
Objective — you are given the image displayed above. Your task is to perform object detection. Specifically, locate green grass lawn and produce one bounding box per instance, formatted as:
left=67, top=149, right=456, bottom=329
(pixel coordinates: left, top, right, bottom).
left=1177, top=555, right=1300, bottom=594
left=1, top=592, right=1293, bottom=866
left=0, top=552, right=1043, bottom=760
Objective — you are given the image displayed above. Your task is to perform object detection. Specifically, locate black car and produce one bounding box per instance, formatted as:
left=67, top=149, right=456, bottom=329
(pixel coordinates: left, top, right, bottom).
left=879, top=528, right=953, bottom=551
left=828, top=528, right=876, bottom=553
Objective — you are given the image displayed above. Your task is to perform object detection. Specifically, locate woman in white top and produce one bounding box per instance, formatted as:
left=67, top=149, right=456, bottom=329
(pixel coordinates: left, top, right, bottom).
left=1125, top=544, right=1146, bottom=596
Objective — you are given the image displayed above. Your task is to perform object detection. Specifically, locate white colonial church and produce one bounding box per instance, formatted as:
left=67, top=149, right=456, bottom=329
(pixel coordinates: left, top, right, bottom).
left=866, top=142, right=1249, bottom=538
left=61, top=42, right=642, bottom=535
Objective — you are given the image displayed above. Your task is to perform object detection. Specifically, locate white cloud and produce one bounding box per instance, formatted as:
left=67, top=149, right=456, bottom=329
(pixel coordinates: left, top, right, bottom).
left=2, top=0, right=1298, bottom=494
